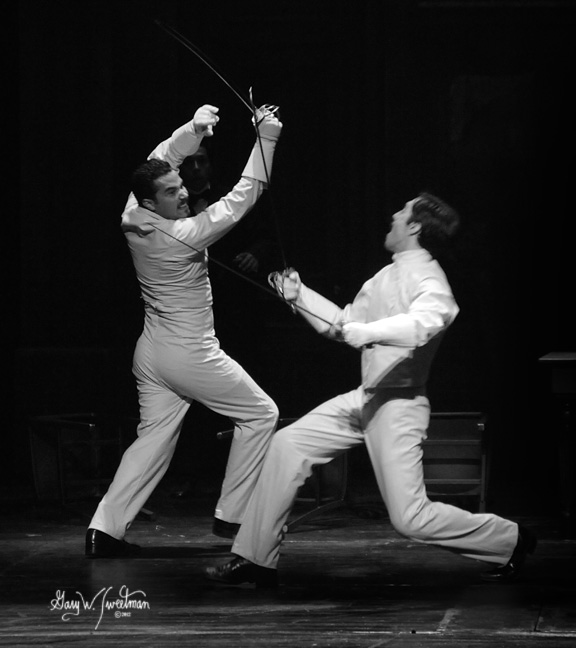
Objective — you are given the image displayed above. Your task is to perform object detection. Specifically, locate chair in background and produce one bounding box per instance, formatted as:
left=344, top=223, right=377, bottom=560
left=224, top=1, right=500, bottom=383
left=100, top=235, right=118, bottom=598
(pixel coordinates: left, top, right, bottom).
left=423, top=411, right=487, bottom=512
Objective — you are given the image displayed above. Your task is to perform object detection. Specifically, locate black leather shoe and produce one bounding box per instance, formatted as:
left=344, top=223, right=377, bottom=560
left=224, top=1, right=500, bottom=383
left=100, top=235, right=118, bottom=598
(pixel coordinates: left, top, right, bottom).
left=212, top=517, right=241, bottom=540
left=205, top=556, right=278, bottom=588
left=481, top=524, right=537, bottom=582
left=85, top=528, right=141, bottom=559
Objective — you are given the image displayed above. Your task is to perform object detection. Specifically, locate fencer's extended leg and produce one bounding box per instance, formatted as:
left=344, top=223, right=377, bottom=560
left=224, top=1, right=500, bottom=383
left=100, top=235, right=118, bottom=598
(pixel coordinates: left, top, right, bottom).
left=89, top=389, right=190, bottom=540
left=363, top=392, right=518, bottom=565
left=232, top=388, right=366, bottom=569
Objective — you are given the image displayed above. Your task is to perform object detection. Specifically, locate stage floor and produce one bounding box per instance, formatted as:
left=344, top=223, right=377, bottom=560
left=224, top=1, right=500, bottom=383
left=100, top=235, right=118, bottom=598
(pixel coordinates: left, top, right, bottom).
left=1, top=494, right=575, bottom=647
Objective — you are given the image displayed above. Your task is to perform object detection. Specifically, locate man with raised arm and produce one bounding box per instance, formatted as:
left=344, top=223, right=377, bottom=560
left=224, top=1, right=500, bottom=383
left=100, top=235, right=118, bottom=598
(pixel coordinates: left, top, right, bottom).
left=86, top=104, right=283, bottom=558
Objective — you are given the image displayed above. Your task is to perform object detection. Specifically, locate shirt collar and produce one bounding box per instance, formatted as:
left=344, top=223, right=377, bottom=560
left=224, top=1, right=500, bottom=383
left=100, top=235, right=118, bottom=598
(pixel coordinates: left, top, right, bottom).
left=392, top=249, right=432, bottom=264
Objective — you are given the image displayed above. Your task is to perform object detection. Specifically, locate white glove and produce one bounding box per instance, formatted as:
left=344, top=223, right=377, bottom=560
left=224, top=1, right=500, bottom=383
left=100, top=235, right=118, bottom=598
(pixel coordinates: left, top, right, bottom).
left=254, top=105, right=282, bottom=141
left=242, top=105, right=282, bottom=183
left=192, top=104, right=220, bottom=137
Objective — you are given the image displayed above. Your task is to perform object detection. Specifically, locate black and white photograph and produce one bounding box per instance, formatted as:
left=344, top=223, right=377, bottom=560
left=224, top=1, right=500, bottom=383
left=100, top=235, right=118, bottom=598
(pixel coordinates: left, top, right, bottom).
left=5, top=0, right=576, bottom=645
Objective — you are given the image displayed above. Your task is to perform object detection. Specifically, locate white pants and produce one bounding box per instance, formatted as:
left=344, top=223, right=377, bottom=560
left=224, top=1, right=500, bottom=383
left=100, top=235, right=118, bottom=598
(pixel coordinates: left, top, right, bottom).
left=89, top=309, right=278, bottom=539
left=232, top=386, right=518, bottom=569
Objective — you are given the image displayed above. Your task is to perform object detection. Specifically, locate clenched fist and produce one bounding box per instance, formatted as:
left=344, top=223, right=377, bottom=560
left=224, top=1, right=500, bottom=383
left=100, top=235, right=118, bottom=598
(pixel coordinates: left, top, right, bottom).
left=193, top=104, right=220, bottom=137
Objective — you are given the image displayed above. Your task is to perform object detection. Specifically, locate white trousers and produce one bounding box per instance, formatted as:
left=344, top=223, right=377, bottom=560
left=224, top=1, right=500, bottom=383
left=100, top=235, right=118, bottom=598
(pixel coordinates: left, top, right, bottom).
left=232, top=386, right=518, bottom=569
left=89, top=309, right=278, bottom=539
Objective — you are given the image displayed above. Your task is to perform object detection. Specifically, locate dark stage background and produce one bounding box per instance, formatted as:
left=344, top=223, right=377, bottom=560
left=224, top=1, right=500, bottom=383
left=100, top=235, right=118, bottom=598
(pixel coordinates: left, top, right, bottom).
left=9, top=0, right=576, bottom=517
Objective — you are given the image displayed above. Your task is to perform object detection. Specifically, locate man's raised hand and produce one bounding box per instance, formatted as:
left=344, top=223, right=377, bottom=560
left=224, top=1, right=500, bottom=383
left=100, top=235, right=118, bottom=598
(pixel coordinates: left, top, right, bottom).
left=193, top=104, right=220, bottom=137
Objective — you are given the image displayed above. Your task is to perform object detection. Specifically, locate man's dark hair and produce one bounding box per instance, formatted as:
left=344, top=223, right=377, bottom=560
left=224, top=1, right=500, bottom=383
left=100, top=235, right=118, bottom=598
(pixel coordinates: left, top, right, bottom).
left=131, top=159, right=173, bottom=205
left=410, top=192, right=460, bottom=251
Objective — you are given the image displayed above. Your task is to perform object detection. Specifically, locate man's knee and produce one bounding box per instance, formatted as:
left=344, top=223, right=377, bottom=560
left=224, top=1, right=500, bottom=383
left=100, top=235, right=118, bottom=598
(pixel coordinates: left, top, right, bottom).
left=390, top=506, right=433, bottom=542
left=267, top=428, right=312, bottom=473
left=236, top=398, right=278, bottom=437
left=266, top=400, right=280, bottom=427
left=270, top=426, right=296, bottom=451
left=265, top=428, right=301, bottom=468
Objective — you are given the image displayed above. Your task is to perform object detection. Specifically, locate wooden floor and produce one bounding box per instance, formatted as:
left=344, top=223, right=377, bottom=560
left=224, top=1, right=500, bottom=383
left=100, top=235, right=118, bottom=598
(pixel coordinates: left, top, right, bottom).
left=1, top=492, right=575, bottom=648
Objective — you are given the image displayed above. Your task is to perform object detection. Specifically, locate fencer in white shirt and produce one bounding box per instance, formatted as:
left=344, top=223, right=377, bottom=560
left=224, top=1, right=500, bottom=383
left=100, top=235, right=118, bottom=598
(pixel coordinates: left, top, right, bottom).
left=86, top=104, right=283, bottom=558
left=205, top=192, right=536, bottom=588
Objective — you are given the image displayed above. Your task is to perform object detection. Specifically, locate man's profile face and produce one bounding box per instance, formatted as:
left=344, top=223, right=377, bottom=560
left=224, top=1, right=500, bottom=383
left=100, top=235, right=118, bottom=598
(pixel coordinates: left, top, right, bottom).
left=384, top=198, right=419, bottom=253
left=145, top=170, right=190, bottom=220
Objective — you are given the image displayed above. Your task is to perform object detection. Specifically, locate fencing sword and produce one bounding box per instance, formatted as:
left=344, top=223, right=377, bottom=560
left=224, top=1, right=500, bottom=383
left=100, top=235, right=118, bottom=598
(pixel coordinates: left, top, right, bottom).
left=145, top=222, right=334, bottom=327
left=154, top=20, right=288, bottom=269
left=153, top=21, right=336, bottom=325
left=155, top=20, right=254, bottom=114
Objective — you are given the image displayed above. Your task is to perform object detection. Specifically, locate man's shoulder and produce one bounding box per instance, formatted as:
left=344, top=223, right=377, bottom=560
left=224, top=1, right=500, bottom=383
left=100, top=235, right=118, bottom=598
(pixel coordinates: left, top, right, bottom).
left=121, top=204, right=161, bottom=236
